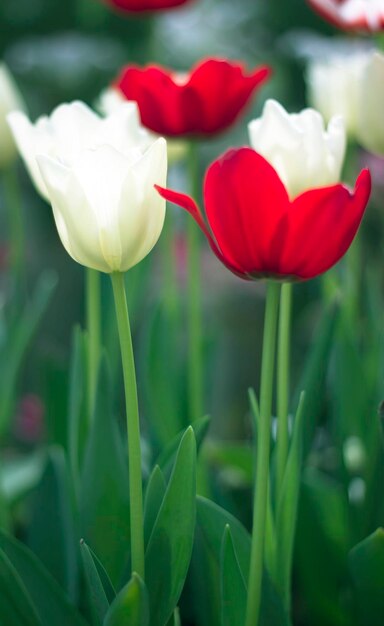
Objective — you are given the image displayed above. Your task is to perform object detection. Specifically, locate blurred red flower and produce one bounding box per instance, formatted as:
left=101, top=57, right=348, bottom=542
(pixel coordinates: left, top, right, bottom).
left=103, top=0, right=192, bottom=12
left=307, top=0, right=384, bottom=32
left=114, top=59, right=271, bottom=137
left=156, top=148, right=371, bottom=281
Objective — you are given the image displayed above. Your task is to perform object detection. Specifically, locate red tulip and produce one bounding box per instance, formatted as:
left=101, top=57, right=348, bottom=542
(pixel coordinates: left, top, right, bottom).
left=114, top=59, right=271, bottom=137
left=307, top=0, right=384, bottom=32
left=103, top=0, right=193, bottom=12
left=156, top=148, right=371, bottom=281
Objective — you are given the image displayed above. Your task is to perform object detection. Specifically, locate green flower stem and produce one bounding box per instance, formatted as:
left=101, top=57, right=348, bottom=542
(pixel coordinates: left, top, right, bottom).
left=111, top=271, right=145, bottom=580
left=276, top=282, right=292, bottom=502
left=86, top=268, right=101, bottom=421
left=186, top=141, right=203, bottom=422
left=3, top=165, right=24, bottom=289
left=245, top=280, right=280, bottom=626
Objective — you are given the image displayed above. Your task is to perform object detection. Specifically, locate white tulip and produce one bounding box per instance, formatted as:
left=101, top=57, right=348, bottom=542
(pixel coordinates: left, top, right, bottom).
left=248, top=99, right=346, bottom=199
left=8, top=100, right=153, bottom=200
left=37, top=139, right=167, bottom=273
left=0, top=63, right=25, bottom=170
left=355, top=51, right=384, bottom=156
left=306, top=51, right=370, bottom=137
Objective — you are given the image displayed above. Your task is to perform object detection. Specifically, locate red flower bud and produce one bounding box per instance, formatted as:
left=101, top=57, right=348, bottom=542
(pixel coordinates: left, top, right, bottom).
left=307, top=0, right=384, bottom=32
left=103, top=0, right=193, bottom=13
left=114, top=58, right=271, bottom=137
left=156, top=148, right=371, bottom=281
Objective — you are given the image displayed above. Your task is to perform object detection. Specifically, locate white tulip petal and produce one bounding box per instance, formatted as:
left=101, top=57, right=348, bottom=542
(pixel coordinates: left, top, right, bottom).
left=119, top=138, right=167, bottom=271
left=11, top=97, right=167, bottom=272
left=248, top=98, right=346, bottom=197
left=8, top=111, right=50, bottom=198
left=37, top=154, right=110, bottom=273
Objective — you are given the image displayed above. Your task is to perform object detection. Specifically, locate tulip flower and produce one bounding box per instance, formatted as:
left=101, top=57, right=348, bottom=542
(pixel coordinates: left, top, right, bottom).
left=113, top=58, right=271, bottom=137
left=355, top=51, right=384, bottom=156
left=306, top=50, right=371, bottom=137
left=36, top=139, right=167, bottom=273
left=103, top=0, right=192, bottom=12
left=306, top=0, right=384, bottom=32
left=8, top=100, right=153, bottom=201
left=0, top=63, right=25, bottom=170
left=248, top=99, right=346, bottom=199
left=156, top=101, right=371, bottom=281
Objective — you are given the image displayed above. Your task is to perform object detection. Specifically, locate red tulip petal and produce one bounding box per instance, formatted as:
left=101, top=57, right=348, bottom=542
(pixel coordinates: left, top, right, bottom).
left=280, top=169, right=371, bottom=279
left=155, top=185, right=248, bottom=276
left=115, top=59, right=271, bottom=137
left=203, top=148, right=290, bottom=276
left=105, top=0, right=192, bottom=12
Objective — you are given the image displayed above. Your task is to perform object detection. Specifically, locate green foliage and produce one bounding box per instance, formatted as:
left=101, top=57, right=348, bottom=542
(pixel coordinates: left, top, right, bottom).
left=0, top=271, right=57, bottom=438
left=79, top=356, right=130, bottom=587
left=349, top=528, right=384, bottom=626
left=104, top=573, right=149, bottom=626
left=27, top=446, right=78, bottom=599
left=0, top=547, right=41, bottom=626
left=0, top=531, right=87, bottom=626
left=145, top=427, right=196, bottom=626
left=220, top=525, right=247, bottom=626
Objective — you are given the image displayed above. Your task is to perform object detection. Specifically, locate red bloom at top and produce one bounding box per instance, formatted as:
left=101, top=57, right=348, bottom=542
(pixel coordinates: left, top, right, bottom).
left=307, top=0, right=384, bottom=32
left=156, top=148, right=371, bottom=281
left=103, top=0, right=192, bottom=13
left=113, top=59, right=271, bottom=137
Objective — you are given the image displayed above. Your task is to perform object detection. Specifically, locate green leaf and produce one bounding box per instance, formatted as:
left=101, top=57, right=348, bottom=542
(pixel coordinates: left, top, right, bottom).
left=349, top=528, right=384, bottom=626
left=188, top=497, right=289, bottom=626
left=295, top=468, right=351, bottom=626
left=0, top=547, right=42, bottom=626
left=220, top=525, right=247, bottom=626
left=80, top=540, right=111, bottom=626
left=293, top=300, right=339, bottom=456
left=81, top=541, right=116, bottom=605
left=0, top=530, right=88, bottom=626
left=144, top=465, right=167, bottom=546
left=104, top=573, right=149, bottom=626
left=79, top=356, right=130, bottom=587
left=0, top=270, right=57, bottom=437
left=139, top=302, right=186, bottom=447
left=274, top=391, right=306, bottom=609
left=68, top=326, right=88, bottom=492
left=155, top=415, right=209, bottom=479
left=27, top=446, right=78, bottom=600
left=145, top=426, right=196, bottom=626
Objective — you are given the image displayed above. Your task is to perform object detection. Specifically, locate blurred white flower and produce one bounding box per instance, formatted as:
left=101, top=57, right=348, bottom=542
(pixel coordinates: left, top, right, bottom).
left=37, top=139, right=167, bottom=273
left=248, top=99, right=346, bottom=198
left=98, top=87, right=187, bottom=165
left=0, top=63, right=25, bottom=170
left=306, top=51, right=370, bottom=137
left=355, top=51, right=384, bottom=156
left=8, top=100, right=153, bottom=199
left=307, top=0, right=384, bottom=33
left=98, top=87, right=126, bottom=115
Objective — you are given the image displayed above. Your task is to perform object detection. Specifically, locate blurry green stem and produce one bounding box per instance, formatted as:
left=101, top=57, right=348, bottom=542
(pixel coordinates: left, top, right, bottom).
left=3, top=165, right=24, bottom=289
left=161, top=213, right=179, bottom=325
left=246, top=281, right=280, bottom=626
left=86, top=268, right=101, bottom=421
left=111, top=271, right=145, bottom=580
left=276, top=282, right=292, bottom=502
left=186, top=141, right=203, bottom=422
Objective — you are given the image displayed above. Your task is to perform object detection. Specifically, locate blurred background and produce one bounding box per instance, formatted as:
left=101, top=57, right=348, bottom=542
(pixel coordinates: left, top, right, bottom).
left=1, top=1, right=384, bottom=625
